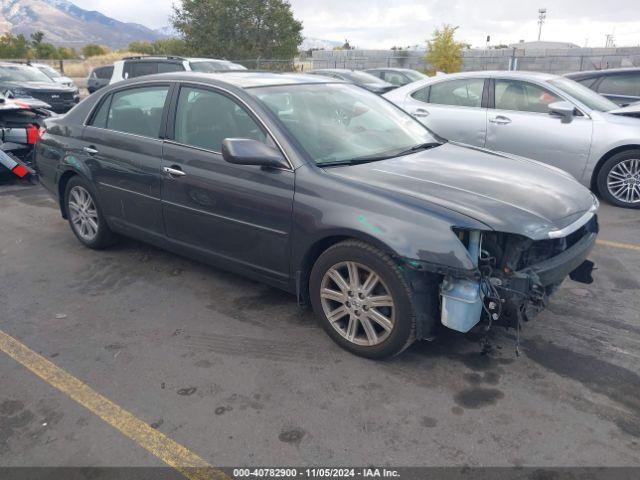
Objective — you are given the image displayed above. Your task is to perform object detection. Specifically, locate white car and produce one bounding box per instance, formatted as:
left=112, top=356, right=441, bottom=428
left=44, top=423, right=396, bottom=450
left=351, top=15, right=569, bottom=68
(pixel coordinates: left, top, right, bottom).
left=384, top=71, right=640, bottom=208
left=31, top=63, right=76, bottom=88
left=109, top=56, right=247, bottom=84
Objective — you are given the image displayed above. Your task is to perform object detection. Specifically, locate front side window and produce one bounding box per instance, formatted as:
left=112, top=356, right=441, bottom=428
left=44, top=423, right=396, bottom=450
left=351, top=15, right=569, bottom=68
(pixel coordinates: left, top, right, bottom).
left=90, top=86, right=169, bottom=138
left=495, top=79, right=561, bottom=113
left=251, top=83, right=439, bottom=165
left=174, top=87, right=266, bottom=152
left=427, top=78, right=484, bottom=107
left=597, top=73, right=640, bottom=97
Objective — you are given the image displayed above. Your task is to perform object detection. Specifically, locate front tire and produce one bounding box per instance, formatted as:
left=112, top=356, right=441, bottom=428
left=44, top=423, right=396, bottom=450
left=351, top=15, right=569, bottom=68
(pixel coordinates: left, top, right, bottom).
left=597, top=150, right=640, bottom=208
left=310, top=240, right=416, bottom=359
left=64, top=176, right=116, bottom=249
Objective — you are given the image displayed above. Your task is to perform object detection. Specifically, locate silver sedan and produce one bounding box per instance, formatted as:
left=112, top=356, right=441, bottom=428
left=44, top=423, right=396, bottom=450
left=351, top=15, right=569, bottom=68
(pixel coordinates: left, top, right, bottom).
left=384, top=71, right=640, bottom=208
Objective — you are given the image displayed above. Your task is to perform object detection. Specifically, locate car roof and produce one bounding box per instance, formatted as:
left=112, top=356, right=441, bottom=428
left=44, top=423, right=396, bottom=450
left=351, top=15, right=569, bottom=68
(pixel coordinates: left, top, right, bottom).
left=366, top=68, right=417, bottom=73
left=124, top=71, right=338, bottom=88
left=565, top=67, right=640, bottom=78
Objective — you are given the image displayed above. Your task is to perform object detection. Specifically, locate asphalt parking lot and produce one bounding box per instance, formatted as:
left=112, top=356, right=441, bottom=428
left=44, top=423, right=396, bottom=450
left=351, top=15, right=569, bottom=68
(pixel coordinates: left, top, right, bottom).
left=1, top=181, right=639, bottom=470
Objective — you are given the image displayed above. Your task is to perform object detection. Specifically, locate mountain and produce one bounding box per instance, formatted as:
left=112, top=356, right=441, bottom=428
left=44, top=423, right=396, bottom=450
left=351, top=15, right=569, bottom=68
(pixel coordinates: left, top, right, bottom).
left=0, top=0, right=163, bottom=49
left=300, top=37, right=342, bottom=51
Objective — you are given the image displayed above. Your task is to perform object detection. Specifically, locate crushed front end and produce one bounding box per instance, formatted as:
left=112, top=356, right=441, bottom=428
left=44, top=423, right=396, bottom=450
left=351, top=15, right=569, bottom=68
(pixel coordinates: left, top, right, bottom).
left=403, top=209, right=599, bottom=343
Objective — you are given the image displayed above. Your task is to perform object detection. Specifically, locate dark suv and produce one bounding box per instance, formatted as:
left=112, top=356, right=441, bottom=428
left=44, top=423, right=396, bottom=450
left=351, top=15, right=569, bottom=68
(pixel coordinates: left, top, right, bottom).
left=565, top=68, right=640, bottom=106
left=0, top=63, right=79, bottom=113
left=87, top=65, right=114, bottom=94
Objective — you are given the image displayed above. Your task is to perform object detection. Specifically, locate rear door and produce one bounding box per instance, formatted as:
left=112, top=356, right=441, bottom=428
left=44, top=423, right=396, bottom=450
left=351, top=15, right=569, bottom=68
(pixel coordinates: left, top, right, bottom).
left=401, top=77, right=488, bottom=147
left=485, top=78, right=592, bottom=179
left=81, top=83, right=171, bottom=240
left=160, top=84, right=295, bottom=283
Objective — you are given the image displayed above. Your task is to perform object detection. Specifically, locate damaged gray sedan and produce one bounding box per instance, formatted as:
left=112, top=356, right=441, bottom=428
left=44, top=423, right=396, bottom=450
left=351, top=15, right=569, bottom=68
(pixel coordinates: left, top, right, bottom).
left=35, top=72, right=598, bottom=359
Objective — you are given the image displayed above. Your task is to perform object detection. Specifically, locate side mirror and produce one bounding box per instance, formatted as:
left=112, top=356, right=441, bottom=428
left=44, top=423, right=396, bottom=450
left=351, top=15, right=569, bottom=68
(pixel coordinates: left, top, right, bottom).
left=222, top=138, right=288, bottom=169
left=548, top=101, right=576, bottom=123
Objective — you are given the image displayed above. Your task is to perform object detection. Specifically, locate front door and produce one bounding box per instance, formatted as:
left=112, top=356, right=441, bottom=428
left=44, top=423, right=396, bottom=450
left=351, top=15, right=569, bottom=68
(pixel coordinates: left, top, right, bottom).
left=485, top=78, right=592, bottom=179
left=161, top=85, right=295, bottom=283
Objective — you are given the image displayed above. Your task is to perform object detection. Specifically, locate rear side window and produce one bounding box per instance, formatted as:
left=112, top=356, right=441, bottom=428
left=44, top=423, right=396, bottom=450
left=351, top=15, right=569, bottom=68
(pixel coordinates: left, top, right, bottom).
left=383, top=71, right=407, bottom=86
left=597, top=73, right=640, bottom=97
left=174, top=87, right=267, bottom=152
left=89, top=86, right=169, bottom=138
left=124, top=61, right=158, bottom=79
left=495, top=79, right=561, bottom=113
left=428, top=79, right=484, bottom=107
left=158, top=62, right=185, bottom=73
left=411, top=86, right=430, bottom=102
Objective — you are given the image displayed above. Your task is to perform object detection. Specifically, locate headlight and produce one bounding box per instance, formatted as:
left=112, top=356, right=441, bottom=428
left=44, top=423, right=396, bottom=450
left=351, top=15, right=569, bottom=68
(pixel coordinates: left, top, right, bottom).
left=5, top=88, right=28, bottom=98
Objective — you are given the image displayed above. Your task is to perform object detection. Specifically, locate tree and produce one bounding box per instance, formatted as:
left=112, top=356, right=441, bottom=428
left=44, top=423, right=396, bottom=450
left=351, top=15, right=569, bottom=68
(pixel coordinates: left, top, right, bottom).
left=129, top=38, right=190, bottom=56
left=425, top=24, right=465, bottom=73
left=172, top=0, right=303, bottom=59
left=82, top=44, right=108, bottom=58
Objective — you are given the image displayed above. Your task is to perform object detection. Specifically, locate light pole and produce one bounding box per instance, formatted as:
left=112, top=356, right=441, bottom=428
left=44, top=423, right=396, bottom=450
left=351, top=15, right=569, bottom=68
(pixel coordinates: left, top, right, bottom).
left=537, top=8, right=547, bottom=41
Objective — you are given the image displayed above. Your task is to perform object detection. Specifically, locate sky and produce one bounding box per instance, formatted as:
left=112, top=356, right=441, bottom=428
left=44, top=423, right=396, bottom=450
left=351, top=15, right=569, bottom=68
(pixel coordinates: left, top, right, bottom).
left=73, top=0, right=640, bottom=48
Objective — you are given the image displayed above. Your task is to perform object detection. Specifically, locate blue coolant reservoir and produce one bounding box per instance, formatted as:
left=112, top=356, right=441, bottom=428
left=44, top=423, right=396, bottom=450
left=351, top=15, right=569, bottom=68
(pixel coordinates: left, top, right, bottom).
left=440, top=231, right=483, bottom=333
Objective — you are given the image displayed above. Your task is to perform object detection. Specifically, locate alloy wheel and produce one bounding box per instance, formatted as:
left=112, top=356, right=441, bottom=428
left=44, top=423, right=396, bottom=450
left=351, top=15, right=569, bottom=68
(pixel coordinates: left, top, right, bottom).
left=68, top=186, right=99, bottom=241
left=607, top=158, right=640, bottom=204
left=320, top=261, right=395, bottom=347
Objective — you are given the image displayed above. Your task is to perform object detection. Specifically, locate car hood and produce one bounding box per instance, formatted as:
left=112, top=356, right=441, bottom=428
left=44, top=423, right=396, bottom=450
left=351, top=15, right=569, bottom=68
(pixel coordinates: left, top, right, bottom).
left=2, top=81, right=75, bottom=92
left=324, top=142, right=596, bottom=240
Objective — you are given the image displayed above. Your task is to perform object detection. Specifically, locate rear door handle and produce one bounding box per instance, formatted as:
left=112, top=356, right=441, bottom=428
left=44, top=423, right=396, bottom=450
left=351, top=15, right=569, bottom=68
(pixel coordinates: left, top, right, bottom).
left=411, top=108, right=430, bottom=118
left=489, top=115, right=511, bottom=125
left=163, top=166, right=186, bottom=177
left=83, top=146, right=98, bottom=155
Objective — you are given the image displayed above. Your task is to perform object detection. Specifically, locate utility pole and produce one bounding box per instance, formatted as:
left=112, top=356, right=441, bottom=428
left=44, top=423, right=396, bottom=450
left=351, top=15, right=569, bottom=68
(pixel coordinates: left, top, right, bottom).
left=537, top=8, right=547, bottom=41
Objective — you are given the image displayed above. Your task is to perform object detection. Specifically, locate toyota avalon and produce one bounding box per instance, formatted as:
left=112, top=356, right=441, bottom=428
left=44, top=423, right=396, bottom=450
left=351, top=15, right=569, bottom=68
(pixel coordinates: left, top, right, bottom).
left=34, top=72, right=598, bottom=358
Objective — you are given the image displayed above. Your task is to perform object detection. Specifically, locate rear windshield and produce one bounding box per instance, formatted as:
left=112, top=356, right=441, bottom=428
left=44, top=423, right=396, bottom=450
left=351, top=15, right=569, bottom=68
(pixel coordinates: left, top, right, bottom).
left=95, top=66, right=114, bottom=79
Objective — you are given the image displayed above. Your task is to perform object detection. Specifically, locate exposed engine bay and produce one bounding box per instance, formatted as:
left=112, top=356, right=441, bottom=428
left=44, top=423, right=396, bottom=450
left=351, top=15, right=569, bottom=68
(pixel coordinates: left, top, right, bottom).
left=406, top=214, right=599, bottom=352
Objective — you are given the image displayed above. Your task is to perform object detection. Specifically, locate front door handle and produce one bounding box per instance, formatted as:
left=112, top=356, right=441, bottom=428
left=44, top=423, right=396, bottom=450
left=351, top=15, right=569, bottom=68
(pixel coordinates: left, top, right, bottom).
left=411, top=108, right=430, bottom=118
left=83, top=146, right=98, bottom=155
left=163, top=166, right=186, bottom=177
left=489, top=115, right=512, bottom=125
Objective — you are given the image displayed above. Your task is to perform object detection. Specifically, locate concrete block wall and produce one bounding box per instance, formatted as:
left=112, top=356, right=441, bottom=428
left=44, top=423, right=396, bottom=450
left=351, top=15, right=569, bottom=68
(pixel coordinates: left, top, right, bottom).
left=311, top=47, right=640, bottom=73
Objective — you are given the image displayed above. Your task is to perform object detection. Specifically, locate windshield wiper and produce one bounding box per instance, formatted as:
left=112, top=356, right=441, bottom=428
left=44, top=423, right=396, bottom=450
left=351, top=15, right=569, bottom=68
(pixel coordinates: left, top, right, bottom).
left=394, top=142, right=443, bottom=157
left=319, top=142, right=443, bottom=168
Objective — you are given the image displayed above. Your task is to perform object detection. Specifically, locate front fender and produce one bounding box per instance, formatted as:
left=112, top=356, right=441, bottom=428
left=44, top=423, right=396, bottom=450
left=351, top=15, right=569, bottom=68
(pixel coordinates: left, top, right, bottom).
left=291, top=166, right=487, bottom=276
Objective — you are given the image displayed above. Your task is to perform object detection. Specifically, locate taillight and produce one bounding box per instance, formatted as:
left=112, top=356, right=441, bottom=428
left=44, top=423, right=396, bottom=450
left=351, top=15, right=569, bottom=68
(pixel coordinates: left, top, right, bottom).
left=26, top=125, right=42, bottom=145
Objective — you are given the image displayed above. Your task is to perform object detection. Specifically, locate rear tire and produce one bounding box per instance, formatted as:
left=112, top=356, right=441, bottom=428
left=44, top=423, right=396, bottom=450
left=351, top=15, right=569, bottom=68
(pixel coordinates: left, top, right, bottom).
left=64, top=176, right=116, bottom=249
left=597, top=150, right=640, bottom=208
left=310, top=240, right=416, bottom=359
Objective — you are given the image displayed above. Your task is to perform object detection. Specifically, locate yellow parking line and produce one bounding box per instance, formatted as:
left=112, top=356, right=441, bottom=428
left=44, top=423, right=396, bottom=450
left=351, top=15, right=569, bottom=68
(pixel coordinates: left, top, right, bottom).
left=596, top=239, right=640, bottom=252
left=0, top=329, right=228, bottom=480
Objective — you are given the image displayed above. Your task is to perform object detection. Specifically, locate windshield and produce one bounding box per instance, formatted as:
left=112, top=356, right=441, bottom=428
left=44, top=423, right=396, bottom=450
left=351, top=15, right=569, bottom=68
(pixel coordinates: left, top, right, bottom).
left=549, top=77, right=618, bottom=112
left=405, top=70, right=428, bottom=82
left=189, top=61, right=247, bottom=72
left=251, top=83, right=439, bottom=165
left=0, top=65, right=53, bottom=83
left=37, top=65, right=62, bottom=78
left=346, top=70, right=387, bottom=84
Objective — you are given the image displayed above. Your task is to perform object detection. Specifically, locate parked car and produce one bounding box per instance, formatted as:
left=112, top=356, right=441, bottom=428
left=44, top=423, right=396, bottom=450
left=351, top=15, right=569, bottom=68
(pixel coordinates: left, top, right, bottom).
left=0, top=95, right=51, bottom=181
left=365, top=68, right=428, bottom=87
left=565, top=68, right=640, bottom=106
left=35, top=72, right=598, bottom=358
left=87, top=65, right=114, bottom=94
left=309, top=69, right=396, bottom=94
left=384, top=71, right=640, bottom=208
left=109, top=56, right=247, bottom=84
left=31, top=63, right=76, bottom=89
left=0, top=63, right=79, bottom=113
